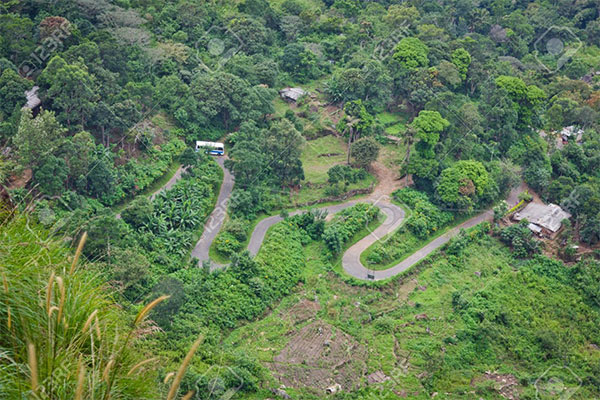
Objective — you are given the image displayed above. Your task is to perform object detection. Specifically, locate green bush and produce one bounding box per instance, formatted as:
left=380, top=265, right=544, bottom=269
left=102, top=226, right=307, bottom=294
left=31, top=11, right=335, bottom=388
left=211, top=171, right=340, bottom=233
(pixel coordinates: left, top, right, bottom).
left=215, top=232, right=243, bottom=256
left=394, top=188, right=454, bottom=239
left=223, top=218, right=250, bottom=241
left=499, top=220, right=541, bottom=258
left=168, top=219, right=306, bottom=334
left=323, top=203, right=378, bottom=254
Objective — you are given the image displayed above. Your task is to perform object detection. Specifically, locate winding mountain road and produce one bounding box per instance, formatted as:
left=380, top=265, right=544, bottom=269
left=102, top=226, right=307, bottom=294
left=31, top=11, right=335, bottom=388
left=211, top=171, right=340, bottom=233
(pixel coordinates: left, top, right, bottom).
left=190, top=156, right=234, bottom=269
left=188, top=159, right=523, bottom=281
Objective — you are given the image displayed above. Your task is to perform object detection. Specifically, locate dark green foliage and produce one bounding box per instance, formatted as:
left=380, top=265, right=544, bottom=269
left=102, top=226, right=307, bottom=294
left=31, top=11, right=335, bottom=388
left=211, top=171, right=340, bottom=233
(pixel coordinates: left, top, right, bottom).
left=435, top=160, right=491, bottom=212
left=168, top=218, right=306, bottom=333
left=215, top=232, right=243, bottom=256
left=121, top=196, right=154, bottom=229
left=150, top=276, right=186, bottom=329
left=327, top=165, right=367, bottom=185
left=350, top=137, right=379, bottom=169
left=499, top=220, right=541, bottom=258
left=33, top=155, right=68, bottom=195
left=3, top=0, right=600, bottom=397
left=280, top=43, right=322, bottom=81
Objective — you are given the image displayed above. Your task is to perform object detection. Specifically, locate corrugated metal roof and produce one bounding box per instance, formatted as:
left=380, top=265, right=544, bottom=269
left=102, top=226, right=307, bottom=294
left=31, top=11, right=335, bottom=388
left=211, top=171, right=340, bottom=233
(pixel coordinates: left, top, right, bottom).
left=24, top=86, right=41, bottom=109
left=514, top=203, right=571, bottom=232
left=279, top=87, right=306, bottom=101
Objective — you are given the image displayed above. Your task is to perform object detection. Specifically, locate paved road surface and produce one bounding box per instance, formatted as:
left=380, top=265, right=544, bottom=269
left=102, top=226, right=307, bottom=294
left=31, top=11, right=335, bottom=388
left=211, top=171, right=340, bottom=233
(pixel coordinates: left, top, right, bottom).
left=190, top=156, right=234, bottom=269
left=342, top=183, right=523, bottom=280
left=175, top=159, right=523, bottom=281
left=150, top=165, right=188, bottom=200
left=116, top=164, right=187, bottom=219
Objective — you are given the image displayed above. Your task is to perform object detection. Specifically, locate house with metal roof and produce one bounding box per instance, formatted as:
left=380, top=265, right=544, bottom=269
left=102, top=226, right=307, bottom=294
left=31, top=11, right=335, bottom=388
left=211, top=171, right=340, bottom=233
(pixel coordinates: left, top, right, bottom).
left=24, top=86, right=41, bottom=110
left=279, top=87, right=306, bottom=102
left=513, top=202, right=571, bottom=237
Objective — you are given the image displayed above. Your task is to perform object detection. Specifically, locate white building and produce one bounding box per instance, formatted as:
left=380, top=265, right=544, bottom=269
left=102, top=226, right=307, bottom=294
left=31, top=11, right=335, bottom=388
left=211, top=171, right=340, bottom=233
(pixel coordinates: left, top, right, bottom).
left=514, top=203, right=571, bottom=237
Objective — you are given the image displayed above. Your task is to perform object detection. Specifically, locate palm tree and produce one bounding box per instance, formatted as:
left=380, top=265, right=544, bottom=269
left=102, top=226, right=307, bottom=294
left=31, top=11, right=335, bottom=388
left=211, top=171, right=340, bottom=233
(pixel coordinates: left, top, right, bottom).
left=403, top=125, right=416, bottom=185
left=343, top=116, right=361, bottom=165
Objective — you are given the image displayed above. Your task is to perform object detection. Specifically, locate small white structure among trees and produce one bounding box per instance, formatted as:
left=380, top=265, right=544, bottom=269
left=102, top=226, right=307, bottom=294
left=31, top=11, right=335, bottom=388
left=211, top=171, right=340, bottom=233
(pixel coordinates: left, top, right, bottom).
left=513, top=202, right=571, bottom=237
left=279, top=87, right=306, bottom=102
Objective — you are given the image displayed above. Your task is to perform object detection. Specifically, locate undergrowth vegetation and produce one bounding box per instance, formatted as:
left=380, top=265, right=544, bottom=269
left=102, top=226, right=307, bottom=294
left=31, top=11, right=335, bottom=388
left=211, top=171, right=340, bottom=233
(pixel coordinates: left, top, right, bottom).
left=219, top=223, right=600, bottom=399
left=0, top=215, right=158, bottom=399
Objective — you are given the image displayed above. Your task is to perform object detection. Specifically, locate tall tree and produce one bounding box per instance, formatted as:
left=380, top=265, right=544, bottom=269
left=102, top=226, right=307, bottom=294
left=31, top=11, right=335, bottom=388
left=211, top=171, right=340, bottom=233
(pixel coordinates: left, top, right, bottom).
left=436, top=160, right=490, bottom=211
left=393, top=37, right=429, bottom=71
left=13, top=109, right=65, bottom=168
left=351, top=137, right=379, bottom=169
left=411, top=110, right=449, bottom=158
left=40, top=57, right=98, bottom=129
left=263, top=119, right=305, bottom=186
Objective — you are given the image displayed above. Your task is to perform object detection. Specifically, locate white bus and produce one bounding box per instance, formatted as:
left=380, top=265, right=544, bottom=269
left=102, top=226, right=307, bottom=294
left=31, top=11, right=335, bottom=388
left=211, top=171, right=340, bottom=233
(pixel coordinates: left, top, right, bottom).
left=195, top=141, right=224, bottom=156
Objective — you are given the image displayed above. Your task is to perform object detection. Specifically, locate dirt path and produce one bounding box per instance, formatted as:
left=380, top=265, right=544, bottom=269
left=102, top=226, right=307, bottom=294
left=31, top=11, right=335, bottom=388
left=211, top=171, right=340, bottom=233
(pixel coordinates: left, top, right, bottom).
left=367, top=160, right=404, bottom=201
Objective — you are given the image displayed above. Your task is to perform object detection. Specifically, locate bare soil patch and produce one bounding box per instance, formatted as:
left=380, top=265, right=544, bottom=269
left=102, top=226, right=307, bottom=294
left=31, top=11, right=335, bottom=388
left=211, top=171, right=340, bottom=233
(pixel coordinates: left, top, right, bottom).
left=7, top=168, right=32, bottom=190
left=471, top=371, right=521, bottom=400
left=367, top=160, right=404, bottom=201
left=269, top=320, right=368, bottom=392
left=283, top=299, right=321, bottom=325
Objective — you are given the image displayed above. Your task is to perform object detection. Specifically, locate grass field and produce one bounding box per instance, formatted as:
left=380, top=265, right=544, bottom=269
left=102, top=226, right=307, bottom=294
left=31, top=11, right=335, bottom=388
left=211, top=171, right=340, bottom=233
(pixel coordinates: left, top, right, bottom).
left=377, top=111, right=410, bottom=136
left=300, top=135, right=348, bottom=183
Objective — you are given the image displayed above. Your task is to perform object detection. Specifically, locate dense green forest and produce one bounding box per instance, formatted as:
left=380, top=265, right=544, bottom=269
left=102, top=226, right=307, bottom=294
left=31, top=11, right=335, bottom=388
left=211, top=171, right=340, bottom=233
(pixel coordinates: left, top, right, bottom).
left=1, top=0, right=600, bottom=398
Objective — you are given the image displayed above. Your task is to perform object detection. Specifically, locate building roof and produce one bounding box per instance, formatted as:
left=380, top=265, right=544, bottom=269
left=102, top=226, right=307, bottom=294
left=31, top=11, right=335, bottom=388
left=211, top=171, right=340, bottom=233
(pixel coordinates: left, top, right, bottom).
left=514, top=203, right=571, bottom=233
left=560, top=125, right=584, bottom=139
left=528, top=223, right=543, bottom=234
left=279, top=87, right=306, bottom=101
left=24, top=86, right=41, bottom=109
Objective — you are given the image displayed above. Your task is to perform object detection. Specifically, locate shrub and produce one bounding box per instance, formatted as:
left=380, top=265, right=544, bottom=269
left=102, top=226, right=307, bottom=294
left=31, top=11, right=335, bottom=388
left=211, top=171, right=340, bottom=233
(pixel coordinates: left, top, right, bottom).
left=223, top=218, right=250, bottom=241
left=215, top=232, right=243, bottom=256
left=394, top=188, right=454, bottom=239
left=499, top=220, right=541, bottom=258
left=327, top=164, right=368, bottom=184
left=121, top=196, right=154, bottom=228
left=323, top=203, right=378, bottom=254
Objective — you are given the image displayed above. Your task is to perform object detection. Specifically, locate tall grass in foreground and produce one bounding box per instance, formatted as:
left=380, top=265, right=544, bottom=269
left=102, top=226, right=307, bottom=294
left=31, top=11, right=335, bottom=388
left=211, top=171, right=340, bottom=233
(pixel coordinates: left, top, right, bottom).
left=0, top=213, right=201, bottom=399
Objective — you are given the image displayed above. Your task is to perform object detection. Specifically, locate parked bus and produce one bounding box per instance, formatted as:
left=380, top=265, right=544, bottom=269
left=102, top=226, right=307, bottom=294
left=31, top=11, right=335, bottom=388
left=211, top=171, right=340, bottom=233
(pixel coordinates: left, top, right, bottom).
left=195, top=141, right=224, bottom=156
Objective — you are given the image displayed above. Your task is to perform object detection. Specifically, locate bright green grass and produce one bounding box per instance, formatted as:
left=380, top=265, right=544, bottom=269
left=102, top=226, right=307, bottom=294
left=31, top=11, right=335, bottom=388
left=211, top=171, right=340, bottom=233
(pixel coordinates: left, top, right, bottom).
left=376, top=111, right=403, bottom=125
left=210, top=197, right=377, bottom=263
left=377, top=110, right=410, bottom=125
left=385, top=122, right=406, bottom=135
left=209, top=212, right=270, bottom=264
left=300, top=135, right=348, bottom=183
left=223, top=234, right=600, bottom=399
left=289, top=174, right=376, bottom=206
left=273, top=97, right=290, bottom=117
